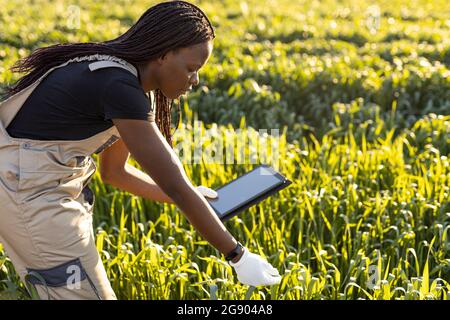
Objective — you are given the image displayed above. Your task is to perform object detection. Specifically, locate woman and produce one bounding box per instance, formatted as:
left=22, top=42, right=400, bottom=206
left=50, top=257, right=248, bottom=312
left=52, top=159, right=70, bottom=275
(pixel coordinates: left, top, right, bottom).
left=0, top=1, right=281, bottom=300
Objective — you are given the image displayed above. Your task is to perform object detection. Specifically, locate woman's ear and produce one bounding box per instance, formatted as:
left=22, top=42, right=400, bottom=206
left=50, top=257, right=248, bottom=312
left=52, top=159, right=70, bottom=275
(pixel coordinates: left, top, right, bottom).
left=157, top=54, right=167, bottom=65
left=157, top=48, right=180, bottom=65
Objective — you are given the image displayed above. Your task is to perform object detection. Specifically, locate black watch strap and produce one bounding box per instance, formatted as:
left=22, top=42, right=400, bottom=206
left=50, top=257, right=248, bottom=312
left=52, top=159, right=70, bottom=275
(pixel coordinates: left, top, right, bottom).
left=225, top=242, right=244, bottom=261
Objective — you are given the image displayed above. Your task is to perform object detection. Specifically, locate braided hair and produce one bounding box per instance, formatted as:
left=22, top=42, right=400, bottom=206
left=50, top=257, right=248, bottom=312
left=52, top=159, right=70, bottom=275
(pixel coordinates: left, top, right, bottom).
left=5, top=1, right=215, bottom=146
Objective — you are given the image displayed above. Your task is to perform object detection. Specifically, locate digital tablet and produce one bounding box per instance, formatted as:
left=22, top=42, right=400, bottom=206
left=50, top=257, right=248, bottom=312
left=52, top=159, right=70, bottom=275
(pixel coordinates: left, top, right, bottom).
left=206, top=165, right=292, bottom=221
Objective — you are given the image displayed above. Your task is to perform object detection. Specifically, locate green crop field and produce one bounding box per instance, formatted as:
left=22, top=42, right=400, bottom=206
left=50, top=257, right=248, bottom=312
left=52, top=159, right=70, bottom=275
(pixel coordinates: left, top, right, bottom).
left=0, top=0, right=449, bottom=300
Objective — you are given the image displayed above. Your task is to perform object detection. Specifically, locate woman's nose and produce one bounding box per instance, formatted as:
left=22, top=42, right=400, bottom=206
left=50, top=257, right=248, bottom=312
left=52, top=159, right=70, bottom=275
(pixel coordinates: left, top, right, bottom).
left=190, top=72, right=199, bottom=86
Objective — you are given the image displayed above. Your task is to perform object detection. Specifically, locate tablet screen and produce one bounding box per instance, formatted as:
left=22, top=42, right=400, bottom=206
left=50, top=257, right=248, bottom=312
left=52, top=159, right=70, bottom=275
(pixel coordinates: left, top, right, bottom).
left=207, top=166, right=285, bottom=218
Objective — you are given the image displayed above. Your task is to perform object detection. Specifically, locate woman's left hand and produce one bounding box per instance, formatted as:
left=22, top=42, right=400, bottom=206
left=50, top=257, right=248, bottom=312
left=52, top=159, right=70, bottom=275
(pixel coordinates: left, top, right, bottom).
left=196, top=185, right=218, bottom=199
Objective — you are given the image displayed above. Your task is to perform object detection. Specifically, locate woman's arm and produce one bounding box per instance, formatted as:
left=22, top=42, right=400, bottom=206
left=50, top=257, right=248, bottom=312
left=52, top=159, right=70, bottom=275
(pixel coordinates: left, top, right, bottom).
left=110, top=119, right=240, bottom=258
left=99, top=138, right=174, bottom=204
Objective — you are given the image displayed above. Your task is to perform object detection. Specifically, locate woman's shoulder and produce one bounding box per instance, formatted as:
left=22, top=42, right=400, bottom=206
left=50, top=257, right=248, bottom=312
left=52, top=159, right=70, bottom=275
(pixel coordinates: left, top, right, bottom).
left=54, top=60, right=138, bottom=83
left=53, top=60, right=143, bottom=95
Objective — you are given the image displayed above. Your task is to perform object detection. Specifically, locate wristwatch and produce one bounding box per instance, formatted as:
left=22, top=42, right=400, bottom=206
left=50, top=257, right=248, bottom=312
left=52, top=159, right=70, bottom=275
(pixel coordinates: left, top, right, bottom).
left=225, top=242, right=244, bottom=261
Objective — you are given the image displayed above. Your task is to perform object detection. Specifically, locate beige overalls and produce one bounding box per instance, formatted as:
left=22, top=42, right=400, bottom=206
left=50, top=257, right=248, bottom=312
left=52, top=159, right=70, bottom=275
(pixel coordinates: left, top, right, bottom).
left=0, top=54, right=143, bottom=300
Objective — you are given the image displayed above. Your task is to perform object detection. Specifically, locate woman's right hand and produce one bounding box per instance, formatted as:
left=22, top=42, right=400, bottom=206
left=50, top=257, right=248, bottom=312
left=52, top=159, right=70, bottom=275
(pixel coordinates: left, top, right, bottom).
left=229, top=248, right=281, bottom=286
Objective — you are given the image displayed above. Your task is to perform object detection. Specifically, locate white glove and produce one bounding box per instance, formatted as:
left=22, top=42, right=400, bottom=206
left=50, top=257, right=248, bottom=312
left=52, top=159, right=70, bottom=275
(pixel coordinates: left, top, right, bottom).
left=196, top=185, right=218, bottom=199
left=229, top=248, right=281, bottom=286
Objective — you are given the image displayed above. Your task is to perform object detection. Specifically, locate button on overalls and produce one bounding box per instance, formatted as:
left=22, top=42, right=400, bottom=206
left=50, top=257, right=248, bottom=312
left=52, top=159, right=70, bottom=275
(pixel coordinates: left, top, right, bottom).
left=0, top=54, right=140, bottom=300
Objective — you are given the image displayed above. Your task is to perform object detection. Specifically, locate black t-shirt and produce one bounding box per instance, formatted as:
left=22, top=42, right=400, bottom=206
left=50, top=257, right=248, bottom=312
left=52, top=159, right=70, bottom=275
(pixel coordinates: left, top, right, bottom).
left=6, top=61, right=155, bottom=140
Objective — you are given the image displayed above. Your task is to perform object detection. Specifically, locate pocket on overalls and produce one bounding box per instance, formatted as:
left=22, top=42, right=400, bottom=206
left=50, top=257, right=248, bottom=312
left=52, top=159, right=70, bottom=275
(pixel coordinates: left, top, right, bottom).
left=17, top=144, right=88, bottom=203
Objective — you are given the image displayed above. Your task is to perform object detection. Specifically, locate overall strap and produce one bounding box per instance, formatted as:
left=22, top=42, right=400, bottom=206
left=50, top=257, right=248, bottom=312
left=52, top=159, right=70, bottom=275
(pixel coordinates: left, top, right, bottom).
left=84, top=55, right=138, bottom=77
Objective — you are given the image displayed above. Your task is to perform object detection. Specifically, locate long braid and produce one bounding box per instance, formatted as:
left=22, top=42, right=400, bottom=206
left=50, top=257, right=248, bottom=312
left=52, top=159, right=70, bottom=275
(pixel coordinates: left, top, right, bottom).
left=154, top=89, right=177, bottom=147
left=4, top=1, right=215, bottom=147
